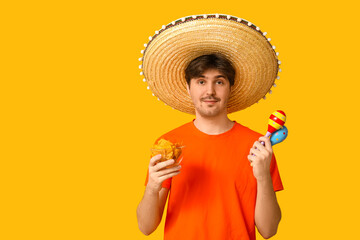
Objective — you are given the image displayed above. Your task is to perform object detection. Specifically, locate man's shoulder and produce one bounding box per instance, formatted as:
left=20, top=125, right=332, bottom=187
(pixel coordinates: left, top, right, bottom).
left=155, top=121, right=193, bottom=142
left=163, top=121, right=193, bottom=135
left=234, top=122, right=262, bottom=139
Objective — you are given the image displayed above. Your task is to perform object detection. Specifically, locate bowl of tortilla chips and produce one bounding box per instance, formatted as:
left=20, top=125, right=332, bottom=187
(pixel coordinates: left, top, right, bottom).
left=151, top=139, right=184, bottom=167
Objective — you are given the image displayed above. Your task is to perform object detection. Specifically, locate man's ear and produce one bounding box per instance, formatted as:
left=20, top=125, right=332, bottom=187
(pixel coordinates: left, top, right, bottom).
left=186, top=83, right=190, bottom=95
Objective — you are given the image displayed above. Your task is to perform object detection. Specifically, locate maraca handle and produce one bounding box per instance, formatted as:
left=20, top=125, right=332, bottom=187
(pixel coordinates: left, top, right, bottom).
left=259, top=132, right=272, bottom=146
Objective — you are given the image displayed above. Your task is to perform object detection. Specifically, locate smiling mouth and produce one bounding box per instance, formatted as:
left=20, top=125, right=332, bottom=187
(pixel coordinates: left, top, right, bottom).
left=203, top=100, right=218, bottom=104
left=202, top=97, right=220, bottom=101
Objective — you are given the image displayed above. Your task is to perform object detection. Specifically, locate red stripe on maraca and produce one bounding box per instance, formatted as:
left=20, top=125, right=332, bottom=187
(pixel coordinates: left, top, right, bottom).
left=270, top=114, right=285, bottom=126
left=276, top=110, right=286, bottom=117
left=267, top=125, right=278, bottom=134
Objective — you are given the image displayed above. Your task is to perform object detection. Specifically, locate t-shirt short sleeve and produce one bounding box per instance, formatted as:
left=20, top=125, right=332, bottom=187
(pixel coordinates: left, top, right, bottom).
left=270, top=153, right=284, bottom=192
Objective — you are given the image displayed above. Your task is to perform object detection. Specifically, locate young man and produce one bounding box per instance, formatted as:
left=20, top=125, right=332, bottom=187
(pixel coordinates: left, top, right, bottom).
left=137, top=15, right=283, bottom=240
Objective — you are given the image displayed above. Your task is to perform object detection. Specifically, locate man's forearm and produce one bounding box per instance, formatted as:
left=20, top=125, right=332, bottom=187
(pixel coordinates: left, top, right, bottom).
left=136, top=187, right=163, bottom=235
left=254, top=174, right=281, bottom=239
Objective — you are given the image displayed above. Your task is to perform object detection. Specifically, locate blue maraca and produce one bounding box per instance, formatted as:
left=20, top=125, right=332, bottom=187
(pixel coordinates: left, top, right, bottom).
left=270, top=126, right=288, bottom=146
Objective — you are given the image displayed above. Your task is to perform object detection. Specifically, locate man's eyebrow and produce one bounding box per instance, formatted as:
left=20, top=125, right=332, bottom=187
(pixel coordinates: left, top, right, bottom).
left=214, top=75, right=226, bottom=79
left=197, top=74, right=226, bottom=79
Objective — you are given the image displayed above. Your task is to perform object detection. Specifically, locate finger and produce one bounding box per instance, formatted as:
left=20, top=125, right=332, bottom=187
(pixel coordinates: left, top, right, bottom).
left=250, top=145, right=260, bottom=155
left=153, top=159, right=175, bottom=171
left=149, top=154, right=163, bottom=167
left=254, top=141, right=265, bottom=151
left=247, top=154, right=256, bottom=163
left=259, top=136, right=272, bottom=151
left=158, top=165, right=182, bottom=177
left=158, top=170, right=181, bottom=182
left=259, top=136, right=271, bottom=147
left=252, top=140, right=262, bottom=150
left=249, top=148, right=258, bottom=156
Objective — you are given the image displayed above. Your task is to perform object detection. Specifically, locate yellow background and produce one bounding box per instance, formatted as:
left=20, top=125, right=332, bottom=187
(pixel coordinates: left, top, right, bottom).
left=1, top=0, right=359, bottom=239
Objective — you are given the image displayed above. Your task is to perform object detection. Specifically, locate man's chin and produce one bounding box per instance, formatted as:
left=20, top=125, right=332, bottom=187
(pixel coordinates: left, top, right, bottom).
left=196, top=108, right=222, bottom=118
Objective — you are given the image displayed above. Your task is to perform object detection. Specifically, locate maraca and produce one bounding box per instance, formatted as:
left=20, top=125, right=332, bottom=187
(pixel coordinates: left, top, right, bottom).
left=270, top=126, right=288, bottom=146
left=265, top=110, right=286, bottom=137
left=251, top=111, right=288, bottom=163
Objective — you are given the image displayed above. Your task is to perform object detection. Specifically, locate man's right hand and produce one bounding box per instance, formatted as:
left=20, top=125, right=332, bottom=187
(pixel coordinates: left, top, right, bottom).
left=146, top=154, right=181, bottom=194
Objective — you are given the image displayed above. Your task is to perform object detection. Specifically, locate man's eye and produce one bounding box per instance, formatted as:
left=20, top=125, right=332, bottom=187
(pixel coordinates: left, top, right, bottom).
left=198, top=80, right=205, bottom=85
left=217, top=81, right=224, bottom=85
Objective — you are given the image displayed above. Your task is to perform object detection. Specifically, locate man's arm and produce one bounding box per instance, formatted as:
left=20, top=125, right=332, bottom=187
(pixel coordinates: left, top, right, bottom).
left=137, top=187, right=169, bottom=235
left=136, top=155, right=181, bottom=235
left=254, top=175, right=281, bottom=239
left=248, top=136, right=281, bottom=239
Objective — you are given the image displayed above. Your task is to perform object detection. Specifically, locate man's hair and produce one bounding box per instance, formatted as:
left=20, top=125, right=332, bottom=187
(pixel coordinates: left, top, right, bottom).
left=184, top=53, right=235, bottom=87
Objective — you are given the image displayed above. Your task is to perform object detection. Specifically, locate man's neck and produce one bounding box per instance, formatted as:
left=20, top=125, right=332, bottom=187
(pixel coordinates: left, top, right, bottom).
left=193, top=114, right=234, bottom=135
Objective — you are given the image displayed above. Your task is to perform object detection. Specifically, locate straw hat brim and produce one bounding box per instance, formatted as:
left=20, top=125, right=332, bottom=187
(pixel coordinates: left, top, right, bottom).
left=141, top=14, right=280, bottom=115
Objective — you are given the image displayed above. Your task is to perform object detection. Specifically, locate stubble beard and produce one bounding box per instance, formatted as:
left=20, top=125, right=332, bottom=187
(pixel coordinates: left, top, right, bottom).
left=194, top=101, right=227, bottom=118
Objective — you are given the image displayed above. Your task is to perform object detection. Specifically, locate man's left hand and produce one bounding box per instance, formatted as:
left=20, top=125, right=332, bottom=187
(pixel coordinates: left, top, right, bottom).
left=247, top=136, right=273, bottom=181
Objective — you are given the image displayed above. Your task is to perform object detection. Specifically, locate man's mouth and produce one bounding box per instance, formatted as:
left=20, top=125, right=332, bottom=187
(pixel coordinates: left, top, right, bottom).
left=202, top=98, right=220, bottom=104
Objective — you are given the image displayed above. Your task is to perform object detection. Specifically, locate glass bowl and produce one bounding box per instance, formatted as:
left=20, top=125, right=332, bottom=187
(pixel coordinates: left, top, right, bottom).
left=150, top=146, right=184, bottom=168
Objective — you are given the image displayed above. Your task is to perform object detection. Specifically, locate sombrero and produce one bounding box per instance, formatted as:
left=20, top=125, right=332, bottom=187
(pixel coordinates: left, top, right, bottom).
left=139, top=14, right=281, bottom=115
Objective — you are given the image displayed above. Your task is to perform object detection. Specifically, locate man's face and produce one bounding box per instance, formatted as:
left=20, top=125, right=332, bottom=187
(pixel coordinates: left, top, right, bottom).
left=186, top=69, right=232, bottom=118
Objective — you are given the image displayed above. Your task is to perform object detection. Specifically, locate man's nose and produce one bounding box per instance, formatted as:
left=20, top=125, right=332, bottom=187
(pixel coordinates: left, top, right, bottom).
left=206, top=83, right=215, bottom=95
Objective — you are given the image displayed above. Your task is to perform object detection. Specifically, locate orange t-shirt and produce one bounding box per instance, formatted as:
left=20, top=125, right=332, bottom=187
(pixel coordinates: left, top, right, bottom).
left=145, top=120, right=284, bottom=240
